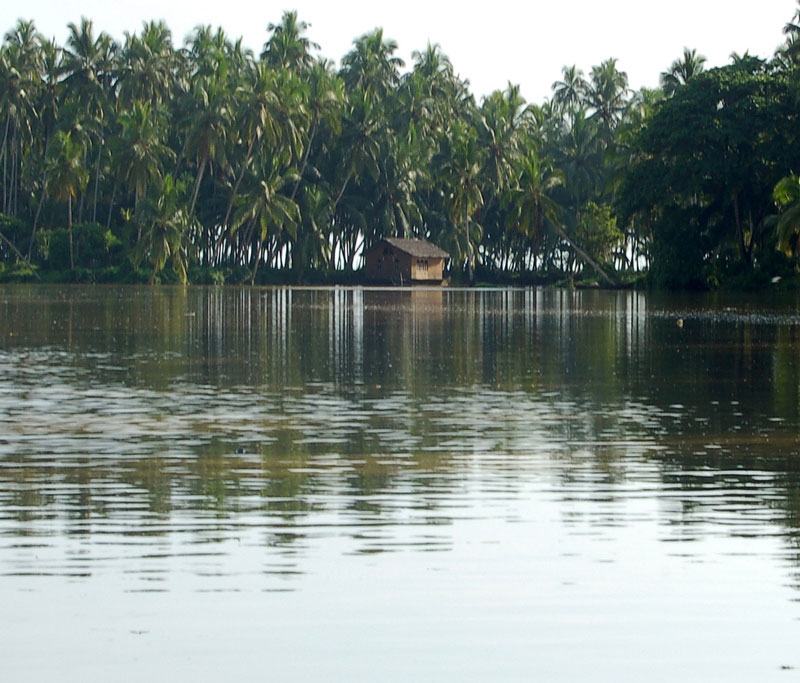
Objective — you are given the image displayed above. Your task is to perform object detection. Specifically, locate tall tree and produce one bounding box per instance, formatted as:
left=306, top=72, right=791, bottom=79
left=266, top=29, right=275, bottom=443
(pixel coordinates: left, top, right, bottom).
left=660, top=48, right=706, bottom=96
left=1, top=20, right=40, bottom=217
left=340, top=29, right=404, bottom=105
left=503, top=149, right=562, bottom=270
left=587, top=58, right=630, bottom=142
left=134, top=173, right=190, bottom=284
left=62, top=18, right=118, bottom=223
left=620, top=61, right=799, bottom=286
left=552, top=65, right=588, bottom=120
left=440, top=119, right=484, bottom=281
left=180, top=45, right=232, bottom=219
left=47, top=130, right=89, bottom=269
left=115, top=100, right=175, bottom=214
left=231, top=156, right=299, bottom=284
left=261, top=11, right=319, bottom=71
left=118, top=21, right=179, bottom=112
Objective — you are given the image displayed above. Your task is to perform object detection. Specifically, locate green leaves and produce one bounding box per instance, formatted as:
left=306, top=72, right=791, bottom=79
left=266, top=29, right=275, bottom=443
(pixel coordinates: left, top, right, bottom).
left=773, top=173, right=800, bottom=256
left=621, top=60, right=800, bottom=286
left=7, top=9, right=800, bottom=288
left=133, top=173, right=191, bottom=284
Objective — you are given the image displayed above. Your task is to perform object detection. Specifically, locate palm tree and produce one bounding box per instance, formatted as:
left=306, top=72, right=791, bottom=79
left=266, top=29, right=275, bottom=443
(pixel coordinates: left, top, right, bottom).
left=29, top=36, right=62, bottom=254
left=289, top=59, right=343, bottom=202
left=134, top=173, right=190, bottom=284
left=552, top=65, right=588, bottom=121
left=340, top=29, right=404, bottom=105
left=365, top=132, right=423, bottom=243
left=118, top=21, right=179, bottom=112
left=332, top=90, right=382, bottom=211
left=62, top=18, right=118, bottom=224
left=555, top=109, right=604, bottom=223
left=115, top=101, right=175, bottom=214
left=440, top=119, right=484, bottom=281
left=503, top=149, right=562, bottom=269
left=400, top=46, right=446, bottom=142
left=586, top=58, right=630, bottom=141
left=261, top=11, right=319, bottom=71
left=181, top=68, right=232, bottom=218
left=660, top=48, right=706, bottom=96
left=221, top=60, right=284, bottom=239
left=408, top=42, right=456, bottom=107
left=3, top=19, right=39, bottom=66
left=62, top=18, right=116, bottom=101
left=478, top=84, right=531, bottom=214
left=1, top=20, right=40, bottom=217
left=231, top=157, right=299, bottom=284
left=47, top=130, right=89, bottom=269
left=293, top=184, right=332, bottom=280
left=782, top=2, right=800, bottom=64
left=406, top=42, right=471, bottom=135
left=773, top=173, right=800, bottom=256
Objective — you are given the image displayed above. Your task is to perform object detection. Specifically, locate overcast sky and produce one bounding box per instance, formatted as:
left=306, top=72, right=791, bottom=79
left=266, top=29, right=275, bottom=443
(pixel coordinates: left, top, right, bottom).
left=2, top=1, right=796, bottom=102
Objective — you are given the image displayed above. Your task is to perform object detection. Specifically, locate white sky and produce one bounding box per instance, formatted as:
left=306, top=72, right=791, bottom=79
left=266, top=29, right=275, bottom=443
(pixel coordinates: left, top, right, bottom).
left=3, top=1, right=796, bottom=103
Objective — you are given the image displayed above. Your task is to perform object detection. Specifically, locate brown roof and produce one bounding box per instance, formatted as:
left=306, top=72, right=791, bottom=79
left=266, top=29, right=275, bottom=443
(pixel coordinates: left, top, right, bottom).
left=371, top=237, right=449, bottom=259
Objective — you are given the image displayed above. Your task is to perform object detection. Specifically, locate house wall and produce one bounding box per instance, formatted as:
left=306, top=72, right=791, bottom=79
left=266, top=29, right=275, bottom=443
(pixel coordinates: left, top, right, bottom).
left=365, top=245, right=408, bottom=282
left=410, top=257, right=444, bottom=281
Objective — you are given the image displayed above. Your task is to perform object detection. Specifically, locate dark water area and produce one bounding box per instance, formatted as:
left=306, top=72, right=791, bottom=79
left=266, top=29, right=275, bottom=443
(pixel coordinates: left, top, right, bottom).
left=1, top=285, right=800, bottom=681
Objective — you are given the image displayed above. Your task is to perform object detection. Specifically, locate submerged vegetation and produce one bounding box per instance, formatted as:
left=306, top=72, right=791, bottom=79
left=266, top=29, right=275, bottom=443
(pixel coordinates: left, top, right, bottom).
left=1, top=6, right=800, bottom=287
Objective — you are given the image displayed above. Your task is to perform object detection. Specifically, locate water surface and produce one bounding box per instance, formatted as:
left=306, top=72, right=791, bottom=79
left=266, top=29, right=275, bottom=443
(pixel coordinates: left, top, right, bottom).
left=1, top=285, right=800, bottom=681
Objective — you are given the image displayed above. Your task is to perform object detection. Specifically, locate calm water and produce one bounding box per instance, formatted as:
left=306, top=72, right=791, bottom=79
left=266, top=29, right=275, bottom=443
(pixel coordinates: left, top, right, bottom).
left=2, top=285, right=800, bottom=681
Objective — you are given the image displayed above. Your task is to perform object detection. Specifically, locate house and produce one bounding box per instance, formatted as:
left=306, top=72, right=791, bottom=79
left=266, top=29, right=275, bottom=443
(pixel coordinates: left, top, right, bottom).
left=363, top=238, right=450, bottom=284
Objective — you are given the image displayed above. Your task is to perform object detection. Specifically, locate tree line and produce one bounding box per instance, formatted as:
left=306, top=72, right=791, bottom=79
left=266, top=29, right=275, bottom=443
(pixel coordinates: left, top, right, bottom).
left=1, top=7, right=800, bottom=286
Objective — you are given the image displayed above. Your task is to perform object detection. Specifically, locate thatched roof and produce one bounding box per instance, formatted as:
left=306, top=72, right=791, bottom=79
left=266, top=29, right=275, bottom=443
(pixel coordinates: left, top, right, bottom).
left=370, top=237, right=449, bottom=259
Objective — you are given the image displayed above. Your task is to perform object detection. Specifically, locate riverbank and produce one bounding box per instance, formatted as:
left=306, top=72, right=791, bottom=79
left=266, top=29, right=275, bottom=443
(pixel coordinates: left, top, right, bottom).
left=0, top=259, right=648, bottom=288
left=5, top=260, right=795, bottom=291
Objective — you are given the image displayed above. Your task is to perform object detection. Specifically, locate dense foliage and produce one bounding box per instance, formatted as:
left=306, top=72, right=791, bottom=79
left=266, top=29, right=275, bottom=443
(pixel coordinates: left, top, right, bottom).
left=1, top=7, right=799, bottom=286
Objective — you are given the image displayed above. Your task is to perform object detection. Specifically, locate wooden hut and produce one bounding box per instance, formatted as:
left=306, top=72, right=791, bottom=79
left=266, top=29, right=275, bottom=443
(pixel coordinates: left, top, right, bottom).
left=363, top=238, right=450, bottom=284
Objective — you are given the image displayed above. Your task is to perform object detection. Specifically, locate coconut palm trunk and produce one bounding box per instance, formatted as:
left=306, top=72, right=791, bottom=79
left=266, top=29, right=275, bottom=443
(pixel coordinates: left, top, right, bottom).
left=68, top=195, right=74, bottom=270
left=551, top=223, right=615, bottom=286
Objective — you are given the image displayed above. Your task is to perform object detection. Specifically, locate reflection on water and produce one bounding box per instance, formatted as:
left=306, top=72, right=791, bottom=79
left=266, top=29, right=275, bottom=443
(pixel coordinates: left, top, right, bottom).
left=2, top=285, right=800, bottom=680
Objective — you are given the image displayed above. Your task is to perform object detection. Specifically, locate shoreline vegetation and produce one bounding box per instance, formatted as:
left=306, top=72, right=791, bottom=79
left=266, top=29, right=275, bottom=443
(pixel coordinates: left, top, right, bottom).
left=1, top=8, right=800, bottom=289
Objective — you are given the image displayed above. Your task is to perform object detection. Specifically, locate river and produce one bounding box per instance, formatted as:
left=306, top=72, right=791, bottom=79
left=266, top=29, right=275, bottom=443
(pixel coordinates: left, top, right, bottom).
left=1, top=285, right=800, bottom=681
